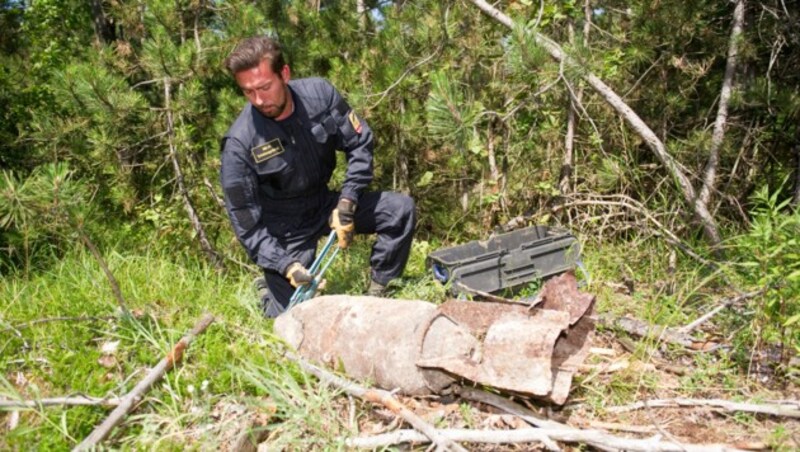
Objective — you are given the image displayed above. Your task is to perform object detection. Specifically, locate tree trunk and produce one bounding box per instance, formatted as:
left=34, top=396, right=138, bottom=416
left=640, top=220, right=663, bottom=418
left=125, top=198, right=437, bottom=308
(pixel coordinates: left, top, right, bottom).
left=485, top=122, right=502, bottom=226
left=356, top=0, right=368, bottom=31
left=467, top=0, right=722, bottom=247
left=163, top=78, right=224, bottom=271
left=90, top=0, right=116, bottom=44
left=78, top=227, right=127, bottom=313
left=558, top=4, right=592, bottom=195
left=697, top=0, right=746, bottom=207
left=561, top=0, right=592, bottom=195
left=393, top=100, right=410, bottom=193
left=561, top=91, right=577, bottom=195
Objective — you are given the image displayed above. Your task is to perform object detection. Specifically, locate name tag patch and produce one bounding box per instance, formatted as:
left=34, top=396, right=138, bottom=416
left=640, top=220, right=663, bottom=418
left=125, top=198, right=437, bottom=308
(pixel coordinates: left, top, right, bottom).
left=251, top=139, right=285, bottom=163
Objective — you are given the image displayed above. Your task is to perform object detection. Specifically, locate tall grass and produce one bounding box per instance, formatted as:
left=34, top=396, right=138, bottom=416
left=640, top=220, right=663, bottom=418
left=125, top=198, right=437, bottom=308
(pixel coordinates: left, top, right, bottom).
left=0, top=246, right=270, bottom=449
left=0, top=235, right=444, bottom=449
left=2, top=220, right=792, bottom=448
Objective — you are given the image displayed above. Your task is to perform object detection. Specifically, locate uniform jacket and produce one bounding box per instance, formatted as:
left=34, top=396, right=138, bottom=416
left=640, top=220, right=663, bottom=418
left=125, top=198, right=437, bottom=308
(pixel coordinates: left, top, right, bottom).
left=220, top=77, right=374, bottom=274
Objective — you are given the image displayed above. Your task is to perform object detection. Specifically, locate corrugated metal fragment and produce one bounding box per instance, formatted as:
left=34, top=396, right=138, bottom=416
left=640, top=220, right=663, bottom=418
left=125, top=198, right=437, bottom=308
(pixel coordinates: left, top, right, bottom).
left=273, top=272, right=594, bottom=404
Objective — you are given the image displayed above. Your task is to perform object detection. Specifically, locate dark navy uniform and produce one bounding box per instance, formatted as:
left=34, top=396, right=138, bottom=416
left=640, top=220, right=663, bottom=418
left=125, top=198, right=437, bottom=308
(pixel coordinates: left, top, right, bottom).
left=220, top=77, right=416, bottom=316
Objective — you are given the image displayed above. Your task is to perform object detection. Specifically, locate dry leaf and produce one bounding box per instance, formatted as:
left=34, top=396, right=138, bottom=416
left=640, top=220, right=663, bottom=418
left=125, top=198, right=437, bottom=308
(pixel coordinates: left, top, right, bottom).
left=98, top=355, right=117, bottom=369
left=100, top=340, right=120, bottom=355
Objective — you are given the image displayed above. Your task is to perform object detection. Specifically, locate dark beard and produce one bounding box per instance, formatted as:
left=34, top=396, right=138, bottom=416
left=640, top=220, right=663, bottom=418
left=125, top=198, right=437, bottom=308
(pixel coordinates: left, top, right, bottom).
left=257, top=98, right=286, bottom=118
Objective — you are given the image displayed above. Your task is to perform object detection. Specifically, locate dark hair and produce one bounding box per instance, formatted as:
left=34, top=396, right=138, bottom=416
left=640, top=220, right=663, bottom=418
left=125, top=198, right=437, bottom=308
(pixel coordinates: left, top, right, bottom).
left=224, top=36, right=286, bottom=75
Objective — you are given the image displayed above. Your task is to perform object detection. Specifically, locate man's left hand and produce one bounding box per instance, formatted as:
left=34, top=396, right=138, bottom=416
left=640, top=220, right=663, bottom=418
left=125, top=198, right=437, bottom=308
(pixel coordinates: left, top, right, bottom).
left=330, top=198, right=356, bottom=249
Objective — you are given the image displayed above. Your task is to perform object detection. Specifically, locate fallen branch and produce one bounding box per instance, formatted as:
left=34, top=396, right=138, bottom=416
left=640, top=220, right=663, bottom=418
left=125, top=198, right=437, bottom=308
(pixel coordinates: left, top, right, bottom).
left=467, top=0, right=722, bottom=246
left=607, top=398, right=800, bottom=419
left=596, top=315, right=699, bottom=349
left=285, top=352, right=468, bottom=452
left=345, top=428, right=563, bottom=450
left=229, top=411, right=271, bottom=452
left=0, top=395, right=121, bottom=409
left=679, top=289, right=764, bottom=334
left=74, top=313, right=215, bottom=451
left=458, top=387, right=746, bottom=451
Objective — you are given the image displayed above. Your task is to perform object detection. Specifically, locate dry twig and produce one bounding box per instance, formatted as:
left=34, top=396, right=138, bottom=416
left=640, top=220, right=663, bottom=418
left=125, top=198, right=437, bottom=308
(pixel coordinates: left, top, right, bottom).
left=596, top=315, right=699, bottom=349
left=1, top=315, right=116, bottom=334
left=74, top=313, right=215, bottom=450
left=454, top=281, right=539, bottom=306
left=607, top=398, right=800, bottom=419
left=285, top=352, right=468, bottom=452
left=679, top=289, right=765, bottom=334
left=0, top=395, right=121, bottom=409
left=345, top=428, right=562, bottom=450
left=458, top=387, right=746, bottom=451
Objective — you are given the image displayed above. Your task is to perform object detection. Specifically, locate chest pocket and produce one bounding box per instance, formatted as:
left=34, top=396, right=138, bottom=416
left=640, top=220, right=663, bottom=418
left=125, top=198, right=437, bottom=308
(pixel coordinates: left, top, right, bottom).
left=310, top=115, right=338, bottom=145
left=253, top=150, right=288, bottom=175
left=254, top=149, right=296, bottom=192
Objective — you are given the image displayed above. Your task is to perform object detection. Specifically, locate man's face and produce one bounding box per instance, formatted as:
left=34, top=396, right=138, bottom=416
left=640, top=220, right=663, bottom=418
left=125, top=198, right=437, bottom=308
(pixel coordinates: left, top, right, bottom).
left=234, top=59, right=292, bottom=120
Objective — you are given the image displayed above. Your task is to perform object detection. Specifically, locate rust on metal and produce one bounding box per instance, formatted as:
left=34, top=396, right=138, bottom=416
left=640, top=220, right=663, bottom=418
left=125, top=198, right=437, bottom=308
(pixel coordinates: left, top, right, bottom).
left=274, top=273, right=595, bottom=404
left=538, top=272, right=594, bottom=325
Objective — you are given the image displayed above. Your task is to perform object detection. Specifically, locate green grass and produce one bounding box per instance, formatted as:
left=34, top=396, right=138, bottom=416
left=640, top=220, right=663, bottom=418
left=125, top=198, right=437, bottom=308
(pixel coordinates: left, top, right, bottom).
left=0, top=229, right=792, bottom=449
left=0, top=246, right=272, bottom=449
left=0, top=234, right=449, bottom=449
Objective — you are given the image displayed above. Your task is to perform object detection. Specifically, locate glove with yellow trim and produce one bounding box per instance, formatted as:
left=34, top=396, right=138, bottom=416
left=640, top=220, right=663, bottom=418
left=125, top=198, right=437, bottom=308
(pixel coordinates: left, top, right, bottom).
left=285, top=262, right=314, bottom=288
left=329, top=198, right=356, bottom=249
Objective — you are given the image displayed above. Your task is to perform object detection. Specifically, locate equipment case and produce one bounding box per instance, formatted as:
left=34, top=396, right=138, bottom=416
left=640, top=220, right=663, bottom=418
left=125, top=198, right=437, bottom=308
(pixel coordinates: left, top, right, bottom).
left=428, top=225, right=581, bottom=295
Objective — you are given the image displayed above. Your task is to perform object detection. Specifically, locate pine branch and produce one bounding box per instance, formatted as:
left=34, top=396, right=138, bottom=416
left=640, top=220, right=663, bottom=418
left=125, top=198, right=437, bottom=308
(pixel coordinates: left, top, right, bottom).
left=467, top=0, right=723, bottom=247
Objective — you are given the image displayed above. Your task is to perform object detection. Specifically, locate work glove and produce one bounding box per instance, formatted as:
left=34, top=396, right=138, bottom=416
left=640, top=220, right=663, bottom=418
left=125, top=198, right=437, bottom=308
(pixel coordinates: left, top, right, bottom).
left=329, top=198, right=356, bottom=249
left=285, top=262, right=314, bottom=288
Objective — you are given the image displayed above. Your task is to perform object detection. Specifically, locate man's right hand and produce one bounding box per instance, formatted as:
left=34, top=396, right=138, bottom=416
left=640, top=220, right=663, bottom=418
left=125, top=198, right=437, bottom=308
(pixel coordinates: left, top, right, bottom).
left=330, top=198, right=356, bottom=249
left=285, top=262, right=314, bottom=288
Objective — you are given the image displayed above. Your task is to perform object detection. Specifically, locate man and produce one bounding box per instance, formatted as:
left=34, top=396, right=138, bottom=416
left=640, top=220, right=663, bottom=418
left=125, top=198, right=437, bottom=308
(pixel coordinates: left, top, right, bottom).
left=220, top=36, right=416, bottom=318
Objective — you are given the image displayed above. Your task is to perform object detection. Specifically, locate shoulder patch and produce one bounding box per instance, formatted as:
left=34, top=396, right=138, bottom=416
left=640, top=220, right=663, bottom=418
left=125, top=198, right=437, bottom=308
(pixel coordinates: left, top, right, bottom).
left=348, top=111, right=363, bottom=134
left=250, top=138, right=285, bottom=163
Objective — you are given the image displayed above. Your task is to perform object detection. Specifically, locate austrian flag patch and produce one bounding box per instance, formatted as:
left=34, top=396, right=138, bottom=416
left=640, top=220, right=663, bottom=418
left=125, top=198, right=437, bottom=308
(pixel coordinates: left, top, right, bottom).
left=348, top=111, right=363, bottom=134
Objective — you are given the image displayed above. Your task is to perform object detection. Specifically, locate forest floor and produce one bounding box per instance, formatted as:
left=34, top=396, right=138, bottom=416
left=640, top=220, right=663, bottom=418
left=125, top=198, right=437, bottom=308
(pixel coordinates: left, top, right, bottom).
left=2, top=239, right=799, bottom=450
left=239, top=283, right=800, bottom=451
left=208, top=288, right=800, bottom=451
left=200, top=318, right=800, bottom=451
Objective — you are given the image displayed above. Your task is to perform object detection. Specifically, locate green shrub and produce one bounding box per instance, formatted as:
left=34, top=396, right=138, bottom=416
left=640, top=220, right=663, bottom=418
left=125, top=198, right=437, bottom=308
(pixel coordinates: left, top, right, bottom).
left=730, top=185, right=800, bottom=372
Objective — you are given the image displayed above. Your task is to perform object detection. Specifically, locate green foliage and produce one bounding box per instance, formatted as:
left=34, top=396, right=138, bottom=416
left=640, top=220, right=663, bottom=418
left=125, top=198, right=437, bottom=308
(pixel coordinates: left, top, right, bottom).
left=239, top=361, right=349, bottom=449
left=505, top=21, right=550, bottom=76
left=0, top=163, right=90, bottom=273
left=0, top=248, right=270, bottom=449
left=18, top=0, right=93, bottom=72
left=729, top=184, right=800, bottom=370
left=3, top=0, right=800, bottom=445
left=425, top=70, right=479, bottom=147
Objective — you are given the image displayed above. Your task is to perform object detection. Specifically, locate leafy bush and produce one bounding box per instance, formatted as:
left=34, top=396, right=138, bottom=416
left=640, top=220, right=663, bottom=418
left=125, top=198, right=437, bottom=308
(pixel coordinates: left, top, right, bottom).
left=730, top=185, right=800, bottom=373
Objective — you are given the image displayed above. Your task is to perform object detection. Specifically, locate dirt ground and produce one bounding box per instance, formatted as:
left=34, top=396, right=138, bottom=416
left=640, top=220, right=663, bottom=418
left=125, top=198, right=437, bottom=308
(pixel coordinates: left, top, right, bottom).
left=319, top=329, right=800, bottom=451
